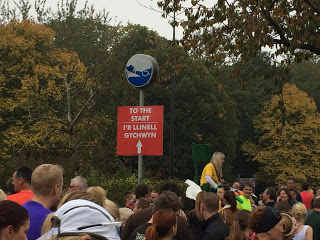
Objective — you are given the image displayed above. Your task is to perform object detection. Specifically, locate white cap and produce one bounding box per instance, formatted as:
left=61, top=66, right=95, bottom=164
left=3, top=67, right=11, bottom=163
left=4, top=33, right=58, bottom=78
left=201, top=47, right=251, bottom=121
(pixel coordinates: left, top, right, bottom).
left=53, top=199, right=121, bottom=240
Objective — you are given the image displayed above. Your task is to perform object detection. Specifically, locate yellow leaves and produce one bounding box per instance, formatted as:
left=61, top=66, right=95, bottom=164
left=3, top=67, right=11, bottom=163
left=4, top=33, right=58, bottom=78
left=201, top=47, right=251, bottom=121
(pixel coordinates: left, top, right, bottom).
left=0, top=20, right=90, bottom=158
left=243, top=83, right=320, bottom=185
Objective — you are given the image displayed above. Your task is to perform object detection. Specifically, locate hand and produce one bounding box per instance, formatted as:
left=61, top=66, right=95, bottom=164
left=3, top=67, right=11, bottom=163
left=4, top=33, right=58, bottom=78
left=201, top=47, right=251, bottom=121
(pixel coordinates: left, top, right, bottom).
left=178, top=209, right=187, bottom=220
left=220, top=178, right=225, bottom=183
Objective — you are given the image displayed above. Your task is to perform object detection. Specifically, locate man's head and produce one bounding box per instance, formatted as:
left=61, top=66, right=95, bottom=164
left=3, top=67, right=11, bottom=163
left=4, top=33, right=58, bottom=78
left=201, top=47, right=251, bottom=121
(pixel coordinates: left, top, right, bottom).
left=217, top=184, right=230, bottom=201
left=31, top=164, right=63, bottom=205
left=301, top=182, right=309, bottom=191
left=243, top=182, right=253, bottom=199
left=262, top=187, right=277, bottom=203
left=150, top=190, right=159, bottom=203
left=232, top=182, right=240, bottom=190
left=69, top=176, right=88, bottom=192
left=312, top=196, right=320, bottom=209
left=287, top=177, right=295, bottom=189
left=201, top=192, right=219, bottom=220
left=134, top=183, right=149, bottom=199
left=133, top=197, right=150, bottom=213
left=12, top=167, right=33, bottom=192
left=152, top=191, right=181, bottom=214
left=289, top=188, right=297, bottom=200
left=159, top=183, right=181, bottom=197
left=274, top=201, right=292, bottom=213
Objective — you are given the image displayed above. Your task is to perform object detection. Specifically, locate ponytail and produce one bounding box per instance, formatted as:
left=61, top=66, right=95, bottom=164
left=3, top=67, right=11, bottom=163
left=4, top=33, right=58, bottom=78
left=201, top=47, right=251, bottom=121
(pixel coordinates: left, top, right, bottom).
left=145, top=224, right=160, bottom=240
left=229, top=209, right=250, bottom=240
left=145, top=209, right=177, bottom=240
left=229, top=220, right=247, bottom=240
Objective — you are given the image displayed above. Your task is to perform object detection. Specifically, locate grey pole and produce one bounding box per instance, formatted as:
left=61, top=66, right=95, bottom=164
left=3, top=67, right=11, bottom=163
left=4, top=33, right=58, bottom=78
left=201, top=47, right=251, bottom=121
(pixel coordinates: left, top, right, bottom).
left=138, top=89, right=144, bottom=184
left=169, top=2, right=177, bottom=178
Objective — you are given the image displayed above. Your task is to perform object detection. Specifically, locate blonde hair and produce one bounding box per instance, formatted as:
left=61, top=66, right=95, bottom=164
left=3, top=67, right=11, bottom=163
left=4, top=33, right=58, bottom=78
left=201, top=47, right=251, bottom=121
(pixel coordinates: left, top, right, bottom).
left=210, top=152, right=225, bottom=177
left=291, top=202, right=307, bottom=221
left=0, top=189, right=7, bottom=201
left=195, top=191, right=206, bottom=220
left=41, top=212, right=54, bottom=235
left=119, top=207, right=134, bottom=225
left=57, top=191, right=104, bottom=209
left=51, top=236, right=85, bottom=240
left=31, top=164, right=63, bottom=196
left=104, top=199, right=120, bottom=220
left=281, top=213, right=296, bottom=239
left=87, top=186, right=107, bottom=200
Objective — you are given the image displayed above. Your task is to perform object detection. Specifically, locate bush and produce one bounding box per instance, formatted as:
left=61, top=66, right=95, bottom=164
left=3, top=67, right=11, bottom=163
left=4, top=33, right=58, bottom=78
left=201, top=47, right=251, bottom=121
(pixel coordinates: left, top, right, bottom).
left=84, top=167, right=192, bottom=210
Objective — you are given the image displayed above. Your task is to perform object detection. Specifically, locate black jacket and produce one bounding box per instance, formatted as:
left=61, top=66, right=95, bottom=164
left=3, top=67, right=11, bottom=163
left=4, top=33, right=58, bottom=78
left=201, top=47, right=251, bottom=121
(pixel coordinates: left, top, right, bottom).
left=121, top=207, right=192, bottom=240
left=187, top=209, right=203, bottom=240
left=201, top=213, right=229, bottom=240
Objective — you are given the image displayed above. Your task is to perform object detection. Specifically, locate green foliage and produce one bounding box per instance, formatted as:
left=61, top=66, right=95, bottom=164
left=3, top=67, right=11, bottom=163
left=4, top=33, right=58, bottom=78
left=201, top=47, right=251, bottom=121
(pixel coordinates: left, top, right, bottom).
left=83, top=166, right=188, bottom=208
left=289, top=60, right=320, bottom=109
left=220, top=54, right=280, bottom=177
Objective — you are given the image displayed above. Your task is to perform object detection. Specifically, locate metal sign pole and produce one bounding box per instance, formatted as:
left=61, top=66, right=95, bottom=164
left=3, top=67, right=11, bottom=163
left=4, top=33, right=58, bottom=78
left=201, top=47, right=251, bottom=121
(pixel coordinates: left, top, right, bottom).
left=138, top=89, right=144, bottom=184
left=123, top=54, right=159, bottom=184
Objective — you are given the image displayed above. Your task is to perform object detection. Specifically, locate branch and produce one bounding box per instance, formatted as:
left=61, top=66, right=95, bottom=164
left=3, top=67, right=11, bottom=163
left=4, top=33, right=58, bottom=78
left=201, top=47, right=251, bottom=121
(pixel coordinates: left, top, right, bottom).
left=63, top=73, right=72, bottom=123
left=44, top=127, right=69, bottom=138
left=303, top=0, right=320, bottom=15
left=299, top=43, right=320, bottom=55
left=24, top=116, right=68, bottom=127
left=260, top=4, right=290, bottom=47
left=273, top=38, right=320, bottom=56
left=68, top=90, right=98, bottom=132
left=268, top=0, right=278, bottom=12
left=136, top=0, right=184, bottom=21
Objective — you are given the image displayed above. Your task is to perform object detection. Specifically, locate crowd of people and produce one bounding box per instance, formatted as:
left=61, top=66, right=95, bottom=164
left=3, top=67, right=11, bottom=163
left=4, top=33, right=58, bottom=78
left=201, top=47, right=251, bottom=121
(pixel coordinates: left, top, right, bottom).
left=0, top=159, right=319, bottom=240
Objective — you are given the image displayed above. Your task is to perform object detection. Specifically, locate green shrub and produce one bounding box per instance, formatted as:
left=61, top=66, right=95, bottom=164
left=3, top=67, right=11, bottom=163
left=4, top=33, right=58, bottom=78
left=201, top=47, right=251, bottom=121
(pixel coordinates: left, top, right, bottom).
left=84, top=167, right=193, bottom=211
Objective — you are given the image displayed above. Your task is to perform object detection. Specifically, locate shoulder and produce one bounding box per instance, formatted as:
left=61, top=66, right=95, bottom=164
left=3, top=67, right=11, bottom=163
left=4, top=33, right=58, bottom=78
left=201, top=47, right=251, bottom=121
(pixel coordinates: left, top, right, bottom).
left=205, top=163, right=214, bottom=168
left=7, top=192, right=19, bottom=199
left=306, top=225, right=313, bottom=231
left=131, top=207, right=152, bottom=222
left=204, top=217, right=229, bottom=237
left=122, top=208, right=152, bottom=240
left=0, top=189, right=6, bottom=200
left=177, top=215, right=191, bottom=228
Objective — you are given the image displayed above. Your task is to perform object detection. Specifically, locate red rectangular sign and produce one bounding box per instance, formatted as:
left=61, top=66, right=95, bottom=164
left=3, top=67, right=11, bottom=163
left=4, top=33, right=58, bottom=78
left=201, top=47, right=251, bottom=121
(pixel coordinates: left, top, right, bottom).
left=117, top=106, right=163, bottom=156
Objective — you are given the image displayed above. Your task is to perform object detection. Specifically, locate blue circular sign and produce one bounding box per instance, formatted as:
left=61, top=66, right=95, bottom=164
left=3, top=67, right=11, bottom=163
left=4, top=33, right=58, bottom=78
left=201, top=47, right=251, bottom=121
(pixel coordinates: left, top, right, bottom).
left=125, top=54, right=159, bottom=88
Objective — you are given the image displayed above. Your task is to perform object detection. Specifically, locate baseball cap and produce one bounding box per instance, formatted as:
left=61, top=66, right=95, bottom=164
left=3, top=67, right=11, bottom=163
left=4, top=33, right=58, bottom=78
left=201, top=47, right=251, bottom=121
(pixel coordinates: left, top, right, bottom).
left=52, top=199, right=121, bottom=240
left=256, top=206, right=282, bottom=233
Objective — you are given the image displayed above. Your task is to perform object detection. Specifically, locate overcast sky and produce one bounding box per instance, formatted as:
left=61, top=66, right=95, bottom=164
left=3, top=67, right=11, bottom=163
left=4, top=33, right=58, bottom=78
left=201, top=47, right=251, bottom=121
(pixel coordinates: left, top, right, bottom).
left=6, top=0, right=217, bottom=40
left=47, top=0, right=185, bottom=40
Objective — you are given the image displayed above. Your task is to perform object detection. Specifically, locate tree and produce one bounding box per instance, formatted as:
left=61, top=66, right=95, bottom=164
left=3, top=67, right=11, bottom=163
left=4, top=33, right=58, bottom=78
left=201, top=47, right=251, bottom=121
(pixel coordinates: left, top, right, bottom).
left=136, top=37, right=239, bottom=180
left=0, top=20, right=96, bottom=175
left=157, top=0, right=320, bottom=63
left=289, top=59, right=320, bottom=108
left=221, top=53, right=280, bottom=178
left=242, top=83, right=320, bottom=185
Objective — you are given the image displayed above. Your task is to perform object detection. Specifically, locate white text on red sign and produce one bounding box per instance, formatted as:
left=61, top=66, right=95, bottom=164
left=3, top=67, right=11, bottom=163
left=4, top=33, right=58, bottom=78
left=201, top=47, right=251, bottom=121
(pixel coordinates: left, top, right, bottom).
left=123, top=107, right=158, bottom=139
